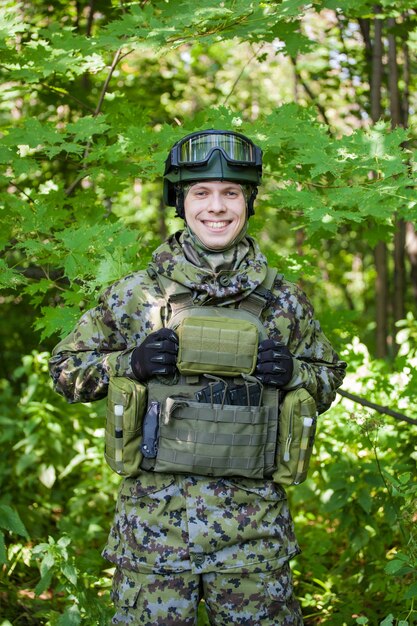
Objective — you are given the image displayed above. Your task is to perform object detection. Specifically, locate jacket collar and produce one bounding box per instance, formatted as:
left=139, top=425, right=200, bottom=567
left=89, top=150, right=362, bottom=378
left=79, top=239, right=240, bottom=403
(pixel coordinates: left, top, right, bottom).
left=150, top=230, right=268, bottom=304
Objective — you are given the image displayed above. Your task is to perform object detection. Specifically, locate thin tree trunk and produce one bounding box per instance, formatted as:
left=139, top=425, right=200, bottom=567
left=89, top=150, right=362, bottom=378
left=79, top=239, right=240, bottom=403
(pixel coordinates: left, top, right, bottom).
left=406, top=222, right=417, bottom=304
left=387, top=17, right=406, bottom=331
left=387, top=17, right=402, bottom=126
left=371, top=6, right=389, bottom=357
left=375, top=241, right=389, bottom=357
left=402, top=20, right=410, bottom=127
left=371, top=8, right=383, bottom=121
left=401, top=21, right=413, bottom=314
left=86, top=0, right=95, bottom=37
left=82, top=0, right=95, bottom=90
left=293, top=53, right=299, bottom=102
left=393, top=221, right=406, bottom=324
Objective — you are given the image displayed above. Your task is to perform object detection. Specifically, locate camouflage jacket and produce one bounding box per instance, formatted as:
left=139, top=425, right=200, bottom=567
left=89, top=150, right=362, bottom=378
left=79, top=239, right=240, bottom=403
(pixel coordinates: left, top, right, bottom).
left=50, top=231, right=346, bottom=413
left=49, top=230, right=346, bottom=575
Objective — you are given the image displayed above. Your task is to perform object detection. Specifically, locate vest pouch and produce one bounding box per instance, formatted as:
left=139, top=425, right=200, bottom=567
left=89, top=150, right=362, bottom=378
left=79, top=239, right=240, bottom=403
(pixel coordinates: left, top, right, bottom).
left=105, top=377, right=147, bottom=477
left=176, top=316, right=258, bottom=377
left=273, top=388, right=317, bottom=486
left=149, top=382, right=279, bottom=479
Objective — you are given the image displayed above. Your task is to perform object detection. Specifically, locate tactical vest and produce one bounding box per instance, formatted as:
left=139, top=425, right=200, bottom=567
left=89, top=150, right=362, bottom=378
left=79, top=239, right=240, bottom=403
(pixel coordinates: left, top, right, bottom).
left=104, top=268, right=318, bottom=485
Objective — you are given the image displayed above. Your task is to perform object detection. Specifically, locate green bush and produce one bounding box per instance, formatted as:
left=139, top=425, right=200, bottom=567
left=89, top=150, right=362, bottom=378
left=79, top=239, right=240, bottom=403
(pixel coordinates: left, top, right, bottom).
left=290, top=340, right=417, bottom=625
left=1, top=348, right=416, bottom=625
left=0, top=352, right=116, bottom=624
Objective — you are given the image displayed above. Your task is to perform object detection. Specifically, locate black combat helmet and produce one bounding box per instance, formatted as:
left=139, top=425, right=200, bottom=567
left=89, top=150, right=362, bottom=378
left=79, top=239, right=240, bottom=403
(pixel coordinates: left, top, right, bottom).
left=163, top=129, right=263, bottom=218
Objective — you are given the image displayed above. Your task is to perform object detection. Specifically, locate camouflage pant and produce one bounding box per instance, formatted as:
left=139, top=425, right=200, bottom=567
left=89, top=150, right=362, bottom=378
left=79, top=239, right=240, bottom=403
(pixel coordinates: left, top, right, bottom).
left=111, top=562, right=303, bottom=625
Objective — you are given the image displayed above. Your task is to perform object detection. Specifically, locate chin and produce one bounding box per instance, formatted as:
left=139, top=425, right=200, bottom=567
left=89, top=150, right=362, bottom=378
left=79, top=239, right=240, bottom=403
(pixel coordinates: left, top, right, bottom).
left=203, top=237, right=231, bottom=249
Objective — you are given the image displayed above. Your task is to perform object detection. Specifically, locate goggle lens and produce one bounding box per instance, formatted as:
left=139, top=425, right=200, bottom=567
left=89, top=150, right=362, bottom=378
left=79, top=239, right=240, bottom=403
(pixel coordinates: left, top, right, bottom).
left=179, top=133, right=255, bottom=164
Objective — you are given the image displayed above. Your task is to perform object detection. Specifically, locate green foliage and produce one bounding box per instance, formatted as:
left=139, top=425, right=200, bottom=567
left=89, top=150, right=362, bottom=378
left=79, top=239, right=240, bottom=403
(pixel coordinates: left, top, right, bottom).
left=1, top=0, right=417, bottom=623
left=0, top=352, right=116, bottom=623
left=320, top=0, right=417, bottom=18
left=2, top=348, right=416, bottom=624
left=290, top=341, right=417, bottom=624
left=32, top=535, right=112, bottom=625
left=0, top=505, right=29, bottom=565
left=396, top=313, right=417, bottom=361
left=1, top=0, right=415, bottom=353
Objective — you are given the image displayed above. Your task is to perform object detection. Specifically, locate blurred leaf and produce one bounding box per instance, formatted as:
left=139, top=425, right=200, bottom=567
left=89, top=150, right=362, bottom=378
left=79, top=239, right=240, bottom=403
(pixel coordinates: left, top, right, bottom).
left=0, top=531, right=7, bottom=564
left=0, top=504, right=29, bottom=539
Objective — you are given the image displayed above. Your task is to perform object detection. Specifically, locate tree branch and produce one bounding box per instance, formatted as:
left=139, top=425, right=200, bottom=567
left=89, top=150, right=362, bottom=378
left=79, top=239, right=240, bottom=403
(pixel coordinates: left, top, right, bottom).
left=222, top=44, right=264, bottom=106
left=65, top=47, right=125, bottom=196
left=40, top=83, right=95, bottom=113
left=9, top=183, right=35, bottom=204
left=14, top=266, right=68, bottom=283
left=0, top=65, right=94, bottom=114
left=64, top=172, right=89, bottom=197
left=93, top=47, right=123, bottom=117
left=338, top=389, right=417, bottom=426
left=290, top=57, right=332, bottom=128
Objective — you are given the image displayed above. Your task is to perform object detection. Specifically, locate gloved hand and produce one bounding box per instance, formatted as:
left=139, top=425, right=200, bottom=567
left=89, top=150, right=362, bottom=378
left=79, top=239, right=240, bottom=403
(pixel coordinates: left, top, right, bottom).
left=131, top=328, right=179, bottom=382
left=255, top=339, right=294, bottom=387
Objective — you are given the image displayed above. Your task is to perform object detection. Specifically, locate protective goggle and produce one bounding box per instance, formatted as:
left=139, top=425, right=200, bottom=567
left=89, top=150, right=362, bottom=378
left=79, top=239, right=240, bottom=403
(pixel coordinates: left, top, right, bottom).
left=168, top=130, right=262, bottom=168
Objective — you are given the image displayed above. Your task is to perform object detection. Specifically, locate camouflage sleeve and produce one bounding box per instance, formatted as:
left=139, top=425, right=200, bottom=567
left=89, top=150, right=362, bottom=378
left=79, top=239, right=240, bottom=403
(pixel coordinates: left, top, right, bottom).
left=266, top=279, right=347, bottom=414
left=48, top=295, right=135, bottom=404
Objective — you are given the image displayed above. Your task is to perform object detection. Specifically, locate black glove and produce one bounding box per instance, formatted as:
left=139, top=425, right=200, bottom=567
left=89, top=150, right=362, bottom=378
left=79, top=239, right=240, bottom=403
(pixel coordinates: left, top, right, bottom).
left=255, top=339, right=294, bottom=387
left=131, top=328, right=179, bottom=382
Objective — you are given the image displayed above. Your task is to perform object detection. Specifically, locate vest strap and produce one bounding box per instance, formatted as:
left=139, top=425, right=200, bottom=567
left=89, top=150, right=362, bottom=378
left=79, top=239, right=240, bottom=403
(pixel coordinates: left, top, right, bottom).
left=238, top=267, right=277, bottom=317
left=150, top=271, right=195, bottom=313
left=150, top=263, right=278, bottom=319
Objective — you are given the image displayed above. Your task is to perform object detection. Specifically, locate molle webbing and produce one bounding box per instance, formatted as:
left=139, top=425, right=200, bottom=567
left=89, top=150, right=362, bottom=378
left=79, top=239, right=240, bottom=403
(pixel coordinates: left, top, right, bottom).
left=176, top=316, right=259, bottom=376
left=146, top=381, right=279, bottom=479
left=168, top=305, right=268, bottom=340
left=160, top=428, right=266, bottom=447
left=155, top=449, right=265, bottom=475
left=137, top=266, right=284, bottom=479
left=157, top=267, right=278, bottom=345
left=164, top=398, right=265, bottom=425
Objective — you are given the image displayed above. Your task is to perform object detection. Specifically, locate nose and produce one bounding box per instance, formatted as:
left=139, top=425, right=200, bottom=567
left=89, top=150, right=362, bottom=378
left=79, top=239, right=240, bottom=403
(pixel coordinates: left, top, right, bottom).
left=209, top=192, right=225, bottom=213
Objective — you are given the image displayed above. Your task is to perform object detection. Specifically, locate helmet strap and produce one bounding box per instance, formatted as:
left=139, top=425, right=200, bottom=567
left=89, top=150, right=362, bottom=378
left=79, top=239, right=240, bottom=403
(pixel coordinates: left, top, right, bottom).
left=247, top=186, right=258, bottom=217
left=174, top=184, right=185, bottom=219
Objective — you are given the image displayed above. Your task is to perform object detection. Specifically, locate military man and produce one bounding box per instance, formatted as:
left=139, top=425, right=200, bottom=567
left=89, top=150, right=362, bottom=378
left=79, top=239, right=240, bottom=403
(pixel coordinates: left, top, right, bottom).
left=49, top=130, right=346, bottom=625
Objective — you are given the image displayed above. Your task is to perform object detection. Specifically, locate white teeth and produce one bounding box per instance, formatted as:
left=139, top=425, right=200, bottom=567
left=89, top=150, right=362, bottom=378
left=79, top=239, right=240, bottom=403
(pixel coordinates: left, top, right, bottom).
left=206, top=221, right=228, bottom=229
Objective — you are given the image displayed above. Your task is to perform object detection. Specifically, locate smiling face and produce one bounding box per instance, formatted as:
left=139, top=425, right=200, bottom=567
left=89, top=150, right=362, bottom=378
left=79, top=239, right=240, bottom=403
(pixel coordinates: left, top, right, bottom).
left=183, top=181, right=247, bottom=250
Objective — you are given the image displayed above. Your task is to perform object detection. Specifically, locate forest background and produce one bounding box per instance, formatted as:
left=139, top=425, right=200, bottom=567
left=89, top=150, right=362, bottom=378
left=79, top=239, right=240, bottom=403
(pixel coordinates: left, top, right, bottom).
left=1, top=0, right=417, bottom=624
